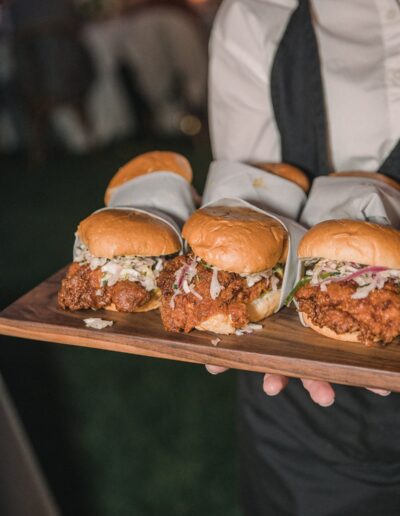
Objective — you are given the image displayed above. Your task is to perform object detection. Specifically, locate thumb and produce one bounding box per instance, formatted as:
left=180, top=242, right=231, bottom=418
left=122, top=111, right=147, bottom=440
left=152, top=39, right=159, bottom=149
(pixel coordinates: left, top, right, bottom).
left=205, top=364, right=229, bottom=375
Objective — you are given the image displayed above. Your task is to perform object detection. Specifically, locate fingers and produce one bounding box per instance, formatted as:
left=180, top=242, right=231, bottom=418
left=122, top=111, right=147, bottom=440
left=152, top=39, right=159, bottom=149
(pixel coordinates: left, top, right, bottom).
left=263, top=374, right=289, bottom=396
left=204, top=366, right=387, bottom=406
left=262, top=375, right=335, bottom=406
left=301, top=379, right=335, bottom=407
left=205, top=364, right=229, bottom=375
left=366, top=388, right=391, bottom=396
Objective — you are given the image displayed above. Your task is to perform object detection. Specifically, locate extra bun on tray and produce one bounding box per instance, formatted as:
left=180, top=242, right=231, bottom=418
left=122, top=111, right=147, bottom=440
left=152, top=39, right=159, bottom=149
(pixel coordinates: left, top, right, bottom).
left=290, top=219, right=400, bottom=346
left=58, top=209, right=181, bottom=314
left=105, top=150, right=193, bottom=205
left=254, top=162, right=310, bottom=193
left=158, top=205, right=287, bottom=334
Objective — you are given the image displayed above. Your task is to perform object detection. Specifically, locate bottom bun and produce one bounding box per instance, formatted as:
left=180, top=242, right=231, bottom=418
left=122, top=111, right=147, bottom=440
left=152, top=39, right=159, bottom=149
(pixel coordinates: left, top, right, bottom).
left=195, top=290, right=281, bottom=335
left=302, top=313, right=361, bottom=343
left=105, top=290, right=161, bottom=313
left=247, top=290, right=281, bottom=322
left=195, top=314, right=236, bottom=335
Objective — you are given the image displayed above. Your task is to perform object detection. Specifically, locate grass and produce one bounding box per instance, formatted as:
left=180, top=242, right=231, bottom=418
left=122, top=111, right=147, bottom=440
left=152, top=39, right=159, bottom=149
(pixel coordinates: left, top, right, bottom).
left=0, top=136, right=242, bottom=516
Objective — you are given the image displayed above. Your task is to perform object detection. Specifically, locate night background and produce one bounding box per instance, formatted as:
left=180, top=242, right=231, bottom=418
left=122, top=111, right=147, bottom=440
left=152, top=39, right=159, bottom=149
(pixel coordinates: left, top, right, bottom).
left=0, top=1, right=242, bottom=514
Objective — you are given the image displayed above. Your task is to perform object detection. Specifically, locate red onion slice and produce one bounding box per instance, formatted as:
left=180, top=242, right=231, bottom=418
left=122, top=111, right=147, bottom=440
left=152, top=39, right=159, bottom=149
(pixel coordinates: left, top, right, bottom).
left=322, top=265, right=388, bottom=285
left=177, top=265, right=189, bottom=289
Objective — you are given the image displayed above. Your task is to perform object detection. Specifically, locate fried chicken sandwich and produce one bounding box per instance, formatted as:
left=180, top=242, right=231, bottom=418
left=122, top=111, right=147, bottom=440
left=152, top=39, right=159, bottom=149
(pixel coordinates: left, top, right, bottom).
left=158, top=205, right=287, bottom=334
left=289, top=219, right=400, bottom=345
left=58, top=209, right=181, bottom=313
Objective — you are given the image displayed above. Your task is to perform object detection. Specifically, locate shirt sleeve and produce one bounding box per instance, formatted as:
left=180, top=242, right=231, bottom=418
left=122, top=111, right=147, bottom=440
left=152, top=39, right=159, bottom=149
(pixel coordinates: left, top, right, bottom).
left=208, top=0, right=293, bottom=163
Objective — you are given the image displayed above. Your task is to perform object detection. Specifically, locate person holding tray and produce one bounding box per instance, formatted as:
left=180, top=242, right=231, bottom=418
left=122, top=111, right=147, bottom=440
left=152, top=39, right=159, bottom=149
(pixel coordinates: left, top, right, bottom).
left=207, top=1, right=400, bottom=515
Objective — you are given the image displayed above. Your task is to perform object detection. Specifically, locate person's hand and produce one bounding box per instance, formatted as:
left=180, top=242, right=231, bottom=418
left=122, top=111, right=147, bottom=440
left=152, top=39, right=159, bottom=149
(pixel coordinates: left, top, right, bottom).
left=205, top=366, right=391, bottom=407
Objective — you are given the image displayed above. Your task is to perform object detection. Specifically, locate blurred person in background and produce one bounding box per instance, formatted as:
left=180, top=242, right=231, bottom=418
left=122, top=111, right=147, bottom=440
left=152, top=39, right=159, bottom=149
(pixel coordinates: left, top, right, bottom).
left=187, top=0, right=223, bottom=30
left=9, top=0, right=95, bottom=162
left=81, top=0, right=208, bottom=143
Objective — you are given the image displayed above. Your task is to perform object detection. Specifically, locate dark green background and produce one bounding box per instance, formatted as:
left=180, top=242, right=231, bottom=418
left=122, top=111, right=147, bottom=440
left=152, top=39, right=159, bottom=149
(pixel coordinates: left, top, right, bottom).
left=0, top=137, right=242, bottom=515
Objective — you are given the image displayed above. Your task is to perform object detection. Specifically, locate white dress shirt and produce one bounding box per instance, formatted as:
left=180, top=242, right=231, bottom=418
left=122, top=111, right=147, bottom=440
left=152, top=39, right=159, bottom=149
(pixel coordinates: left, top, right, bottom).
left=209, top=0, right=400, bottom=172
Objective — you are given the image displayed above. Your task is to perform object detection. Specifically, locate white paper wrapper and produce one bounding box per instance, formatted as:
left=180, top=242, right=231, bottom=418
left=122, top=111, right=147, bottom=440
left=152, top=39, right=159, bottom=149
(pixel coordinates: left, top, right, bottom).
left=108, top=171, right=195, bottom=227
left=202, top=160, right=307, bottom=221
left=300, top=175, right=400, bottom=228
left=293, top=259, right=310, bottom=328
left=73, top=206, right=183, bottom=259
left=200, top=197, right=306, bottom=311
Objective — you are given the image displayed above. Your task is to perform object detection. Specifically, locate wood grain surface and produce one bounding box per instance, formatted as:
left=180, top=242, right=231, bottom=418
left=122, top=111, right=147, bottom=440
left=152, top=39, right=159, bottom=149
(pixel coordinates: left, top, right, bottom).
left=1, top=267, right=400, bottom=391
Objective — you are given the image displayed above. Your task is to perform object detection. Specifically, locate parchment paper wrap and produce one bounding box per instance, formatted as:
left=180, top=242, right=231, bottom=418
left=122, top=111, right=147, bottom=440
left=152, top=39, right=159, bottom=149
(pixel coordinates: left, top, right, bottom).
left=200, top=197, right=306, bottom=311
left=73, top=205, right=183, bottom=259
left=202, top=160, right=307, bottom=221
left=107, top=171, right=195, bottom=228
left=300, top=175, right=400, bottom=228
left=293, top=259, right=312, bottom=328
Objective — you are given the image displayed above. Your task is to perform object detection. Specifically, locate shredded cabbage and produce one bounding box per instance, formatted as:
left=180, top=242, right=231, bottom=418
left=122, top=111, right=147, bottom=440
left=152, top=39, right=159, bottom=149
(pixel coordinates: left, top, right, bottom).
left=84, top=318, right=114, bottom=330
left=305, top=258, right=400, bottom=299
left=170, top=256, right=283, bottom=303
left=210, top=268, right=223, bottom=300
left=235, top=323, right=263, bottom=336
left=74, top=243, right=165, bottom=292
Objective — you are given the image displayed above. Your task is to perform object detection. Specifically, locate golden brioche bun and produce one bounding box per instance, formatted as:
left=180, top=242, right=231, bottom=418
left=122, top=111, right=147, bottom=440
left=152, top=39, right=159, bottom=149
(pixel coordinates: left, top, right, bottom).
left=182, top=206, right=287, bottom=274
left=195, top=313, right=236, bottom=335
left=328, top=171, right=400, bottom=192
left=298, top=219, right=400, bottom=269
left=105, top=151, right=193, bottom=205
left=105, top=289, right=161, bottom=313
left=77, top=209, right=181, bottom=258
left=247, top=289, right=281, bottom=322
left=302, top=313, right=361, bottom=342
left=254, top=162, right=310, bottom=193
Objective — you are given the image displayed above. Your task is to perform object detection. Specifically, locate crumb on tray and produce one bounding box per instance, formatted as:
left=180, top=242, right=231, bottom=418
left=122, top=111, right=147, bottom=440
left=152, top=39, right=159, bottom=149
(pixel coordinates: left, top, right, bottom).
left=84, top=318, right=114, bottom=330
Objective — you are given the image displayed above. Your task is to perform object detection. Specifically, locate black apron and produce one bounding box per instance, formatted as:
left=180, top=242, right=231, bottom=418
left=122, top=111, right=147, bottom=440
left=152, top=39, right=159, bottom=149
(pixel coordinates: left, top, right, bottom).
left=238, top=2, right=400, bottom=515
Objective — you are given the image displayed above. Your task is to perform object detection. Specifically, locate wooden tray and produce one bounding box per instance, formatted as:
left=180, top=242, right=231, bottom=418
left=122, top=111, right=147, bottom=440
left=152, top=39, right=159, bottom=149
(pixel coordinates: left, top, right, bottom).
left=1, top=267, right=400, bottom=391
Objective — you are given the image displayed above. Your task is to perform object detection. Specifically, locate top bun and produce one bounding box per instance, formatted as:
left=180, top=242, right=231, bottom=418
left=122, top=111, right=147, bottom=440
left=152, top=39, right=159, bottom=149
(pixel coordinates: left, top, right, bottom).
left=298, top=219, right=400, bottom=269
left=328, top=171, right=400, bottom=192
left=254, top=162, right=310, bottom=193
left=105, top=151, right=193, bottom=205
left=182, top=206, right=287, bottom=274
left=77, top=209, right=181, bottom=258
